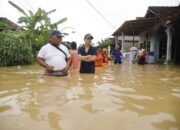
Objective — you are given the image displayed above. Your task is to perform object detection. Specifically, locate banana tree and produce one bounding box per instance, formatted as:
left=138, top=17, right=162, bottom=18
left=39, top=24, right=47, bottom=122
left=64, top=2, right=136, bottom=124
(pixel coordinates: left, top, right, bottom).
left=8, top=1, right=67, bottom=45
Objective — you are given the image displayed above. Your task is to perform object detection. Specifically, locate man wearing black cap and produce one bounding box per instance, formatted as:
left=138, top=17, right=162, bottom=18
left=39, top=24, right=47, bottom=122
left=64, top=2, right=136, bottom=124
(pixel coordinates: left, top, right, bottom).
left=78, top=33, right=97, bottom=73
left=37, top=30, right=71, bottom=76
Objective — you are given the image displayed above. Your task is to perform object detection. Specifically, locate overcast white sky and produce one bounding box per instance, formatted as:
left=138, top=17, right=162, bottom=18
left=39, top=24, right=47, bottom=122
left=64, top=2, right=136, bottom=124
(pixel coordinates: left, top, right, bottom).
left=0, top=0, right=179, bottom=45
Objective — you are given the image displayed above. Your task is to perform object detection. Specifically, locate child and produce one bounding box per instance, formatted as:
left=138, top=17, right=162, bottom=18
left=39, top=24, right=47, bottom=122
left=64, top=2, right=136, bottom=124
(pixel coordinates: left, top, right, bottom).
left=70, top=42, right=80, bottom=69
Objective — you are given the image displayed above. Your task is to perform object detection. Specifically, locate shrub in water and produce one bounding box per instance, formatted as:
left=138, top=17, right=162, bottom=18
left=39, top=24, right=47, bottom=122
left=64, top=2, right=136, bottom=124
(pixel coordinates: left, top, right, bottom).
left=0, top=30, right=34, bottom=67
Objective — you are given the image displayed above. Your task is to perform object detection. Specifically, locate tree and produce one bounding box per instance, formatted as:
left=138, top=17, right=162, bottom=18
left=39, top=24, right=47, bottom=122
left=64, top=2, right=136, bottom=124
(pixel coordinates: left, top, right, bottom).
left=8, top=0, right=67, bottom=55
left=97, top=38, right=112, bottom=48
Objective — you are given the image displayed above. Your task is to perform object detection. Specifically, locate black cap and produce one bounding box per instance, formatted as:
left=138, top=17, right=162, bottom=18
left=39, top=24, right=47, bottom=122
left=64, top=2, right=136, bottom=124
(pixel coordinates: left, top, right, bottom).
left=84, top=33, right=93, bottom=39
left=51, top=30, right=64, bottom=37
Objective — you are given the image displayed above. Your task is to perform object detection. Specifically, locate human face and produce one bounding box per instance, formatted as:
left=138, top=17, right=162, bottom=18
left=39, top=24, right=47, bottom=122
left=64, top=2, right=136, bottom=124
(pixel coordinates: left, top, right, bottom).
left=50, top=35, right=62, bottom=45
left=84, top=37, right=92, bottom=46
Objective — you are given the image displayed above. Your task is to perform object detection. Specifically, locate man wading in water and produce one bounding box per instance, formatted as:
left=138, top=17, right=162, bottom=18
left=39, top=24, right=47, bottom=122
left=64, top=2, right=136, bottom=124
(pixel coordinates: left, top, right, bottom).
left=37, top=30, right=71, bottom=76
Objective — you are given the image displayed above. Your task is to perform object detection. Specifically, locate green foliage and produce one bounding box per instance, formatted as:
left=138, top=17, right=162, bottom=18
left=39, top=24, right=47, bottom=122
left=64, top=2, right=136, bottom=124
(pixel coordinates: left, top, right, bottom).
left=0, top=21, right=12, bottom=30
left=0, top=30, right=34, bottom=67
left=8, top=0, right=67, bottom=46
left=0, top=1, right=69, bottom=67
left=8, top=0, right=68, bottom=57
left=97, top=38, right=112, bottom=48
left=0, top=18, right=17, bottom=30
left=8, top=1, right=28, bottom=17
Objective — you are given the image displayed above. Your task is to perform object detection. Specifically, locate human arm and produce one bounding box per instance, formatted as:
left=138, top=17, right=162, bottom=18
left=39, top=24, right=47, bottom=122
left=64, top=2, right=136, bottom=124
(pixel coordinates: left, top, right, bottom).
left=77, top=46, right=91, bottom=61
left=36, top=57, right=54, bottom=72
left=86, top=55, right=96, bottom=62
left=78, top=54, right=95, bottom=62
left=36, top=46, right=55, bottom=72
left=62, top=57, right=71, bottom=72
left=77, top=46, right=97, bottom=62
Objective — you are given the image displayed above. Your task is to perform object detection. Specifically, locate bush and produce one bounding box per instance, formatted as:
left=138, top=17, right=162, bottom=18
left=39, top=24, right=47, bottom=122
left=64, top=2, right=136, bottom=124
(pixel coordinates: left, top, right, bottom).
left=0, top=30, right=34, bottom=67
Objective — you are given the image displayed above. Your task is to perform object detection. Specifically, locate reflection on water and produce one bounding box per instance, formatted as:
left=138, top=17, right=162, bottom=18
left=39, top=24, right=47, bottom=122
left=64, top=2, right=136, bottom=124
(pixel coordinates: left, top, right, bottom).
left=0, top=63, right=180, bottom=130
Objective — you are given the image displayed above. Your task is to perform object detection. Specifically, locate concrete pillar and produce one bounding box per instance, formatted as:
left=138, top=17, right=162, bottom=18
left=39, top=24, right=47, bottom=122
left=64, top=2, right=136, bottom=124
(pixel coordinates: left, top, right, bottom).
left=164, top=25, right=173, bottom=64
left=121, top=32, right=124, bottom=50
left=150, top=33, right=155, bottom=52
left=154, top=34, right=159, bottom=62
left=139, top=36, right=141, bottom=47
left=115, top=36, right=118, bottom=48
left=150, top=31, right=159, bottom=63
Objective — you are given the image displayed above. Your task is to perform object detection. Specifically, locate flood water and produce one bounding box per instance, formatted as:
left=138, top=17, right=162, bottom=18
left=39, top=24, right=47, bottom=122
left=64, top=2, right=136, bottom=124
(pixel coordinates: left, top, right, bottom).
left=0, top=62, right=180, bottom=130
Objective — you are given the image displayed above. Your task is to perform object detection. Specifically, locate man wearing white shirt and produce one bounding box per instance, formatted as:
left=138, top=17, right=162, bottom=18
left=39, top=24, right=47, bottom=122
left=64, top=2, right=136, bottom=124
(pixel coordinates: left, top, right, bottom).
left=37, top=30, right=71, bottom=76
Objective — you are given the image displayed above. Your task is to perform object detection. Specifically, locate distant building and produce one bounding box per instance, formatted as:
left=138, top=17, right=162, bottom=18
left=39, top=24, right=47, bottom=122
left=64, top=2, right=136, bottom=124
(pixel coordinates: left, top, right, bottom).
left=112, top=5, right=180, bottom=64
left=0, top=17, right=18, bottom=31
left=114, top=35, right=139, bottom=52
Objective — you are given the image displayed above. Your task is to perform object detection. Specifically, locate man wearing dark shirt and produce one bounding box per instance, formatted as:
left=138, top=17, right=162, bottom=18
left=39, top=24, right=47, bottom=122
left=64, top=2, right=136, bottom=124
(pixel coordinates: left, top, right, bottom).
left=78, top=34, right=97, bottom=73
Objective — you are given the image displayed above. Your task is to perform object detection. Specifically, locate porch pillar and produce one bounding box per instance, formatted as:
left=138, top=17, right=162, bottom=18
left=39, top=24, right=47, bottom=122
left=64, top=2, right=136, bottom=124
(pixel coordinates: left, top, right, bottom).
left=115, top=36, right=118, bottom=48
left=150, top=32, right=156, bottom=52
left=121, top=32, right=124, bottom=50
left=164, top=25, right=173, bottom=64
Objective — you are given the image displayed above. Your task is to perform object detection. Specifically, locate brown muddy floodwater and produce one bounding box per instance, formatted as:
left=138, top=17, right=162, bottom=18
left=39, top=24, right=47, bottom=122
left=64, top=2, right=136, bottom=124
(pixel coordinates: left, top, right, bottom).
left=0, top=62, right=180, bottom=130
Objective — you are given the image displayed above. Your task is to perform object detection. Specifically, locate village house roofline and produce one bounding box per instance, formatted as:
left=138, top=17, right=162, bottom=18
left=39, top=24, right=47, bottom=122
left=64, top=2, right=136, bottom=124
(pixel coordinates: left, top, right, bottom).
left=0, top=17, right=19, bottom=30
left=112, top=5, right=180, bottom=36
left=145, top=6, right=180, bottom=21
left=144, top=5, right=180, bottom=19
left=112, top=17, right=160, bottom=36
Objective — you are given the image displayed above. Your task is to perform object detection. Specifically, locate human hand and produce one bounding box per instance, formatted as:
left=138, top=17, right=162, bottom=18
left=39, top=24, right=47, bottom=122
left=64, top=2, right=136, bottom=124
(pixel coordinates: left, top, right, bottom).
left=87, top=55, right=92, bottom=58
left=46, top=64, right=54, bottom=72
left=62, top=66, right=69, bottom=73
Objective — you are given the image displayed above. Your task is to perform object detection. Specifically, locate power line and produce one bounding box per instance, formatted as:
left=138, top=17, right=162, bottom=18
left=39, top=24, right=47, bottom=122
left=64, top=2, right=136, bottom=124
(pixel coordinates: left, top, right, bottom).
left=24, top=0, right=35, bottom=12
left=86, top=0, right=116, bottom=29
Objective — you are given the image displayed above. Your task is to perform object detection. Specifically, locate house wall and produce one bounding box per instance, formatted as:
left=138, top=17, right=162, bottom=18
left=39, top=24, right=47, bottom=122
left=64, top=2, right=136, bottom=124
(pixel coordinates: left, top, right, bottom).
left=139, top=32, right=151, bottom=52
left=139, top=25, right=169, bottom=63
left=151, top=30, right=160, bottom=62
left=116, top=35, right=140, bottom=51
left=122, top=41, right=139, bottom=51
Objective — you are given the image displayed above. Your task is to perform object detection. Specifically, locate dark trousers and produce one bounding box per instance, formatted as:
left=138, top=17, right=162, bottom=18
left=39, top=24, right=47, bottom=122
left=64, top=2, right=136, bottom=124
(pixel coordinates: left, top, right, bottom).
left=138, top=56, right=145, bottom=65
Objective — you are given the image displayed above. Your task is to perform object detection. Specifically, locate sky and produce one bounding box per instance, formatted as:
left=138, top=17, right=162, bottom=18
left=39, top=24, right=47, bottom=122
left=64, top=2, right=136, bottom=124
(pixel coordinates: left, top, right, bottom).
left=0, top=0, right=179, bottom=45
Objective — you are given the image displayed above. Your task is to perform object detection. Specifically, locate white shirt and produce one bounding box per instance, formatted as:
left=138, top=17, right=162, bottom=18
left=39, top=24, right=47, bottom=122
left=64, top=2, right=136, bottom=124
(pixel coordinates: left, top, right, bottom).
left=138, top=49, right=145, bottom=56
left=37, top=43, right=70, bottom=71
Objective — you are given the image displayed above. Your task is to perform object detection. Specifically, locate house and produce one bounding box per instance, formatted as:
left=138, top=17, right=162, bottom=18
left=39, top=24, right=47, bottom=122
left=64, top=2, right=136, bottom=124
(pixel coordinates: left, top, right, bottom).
left=0, top=17, right=18, bottom=31
left=113, top=34, right=139, bottom=52
left=112, top=5, right=180, bottom=64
